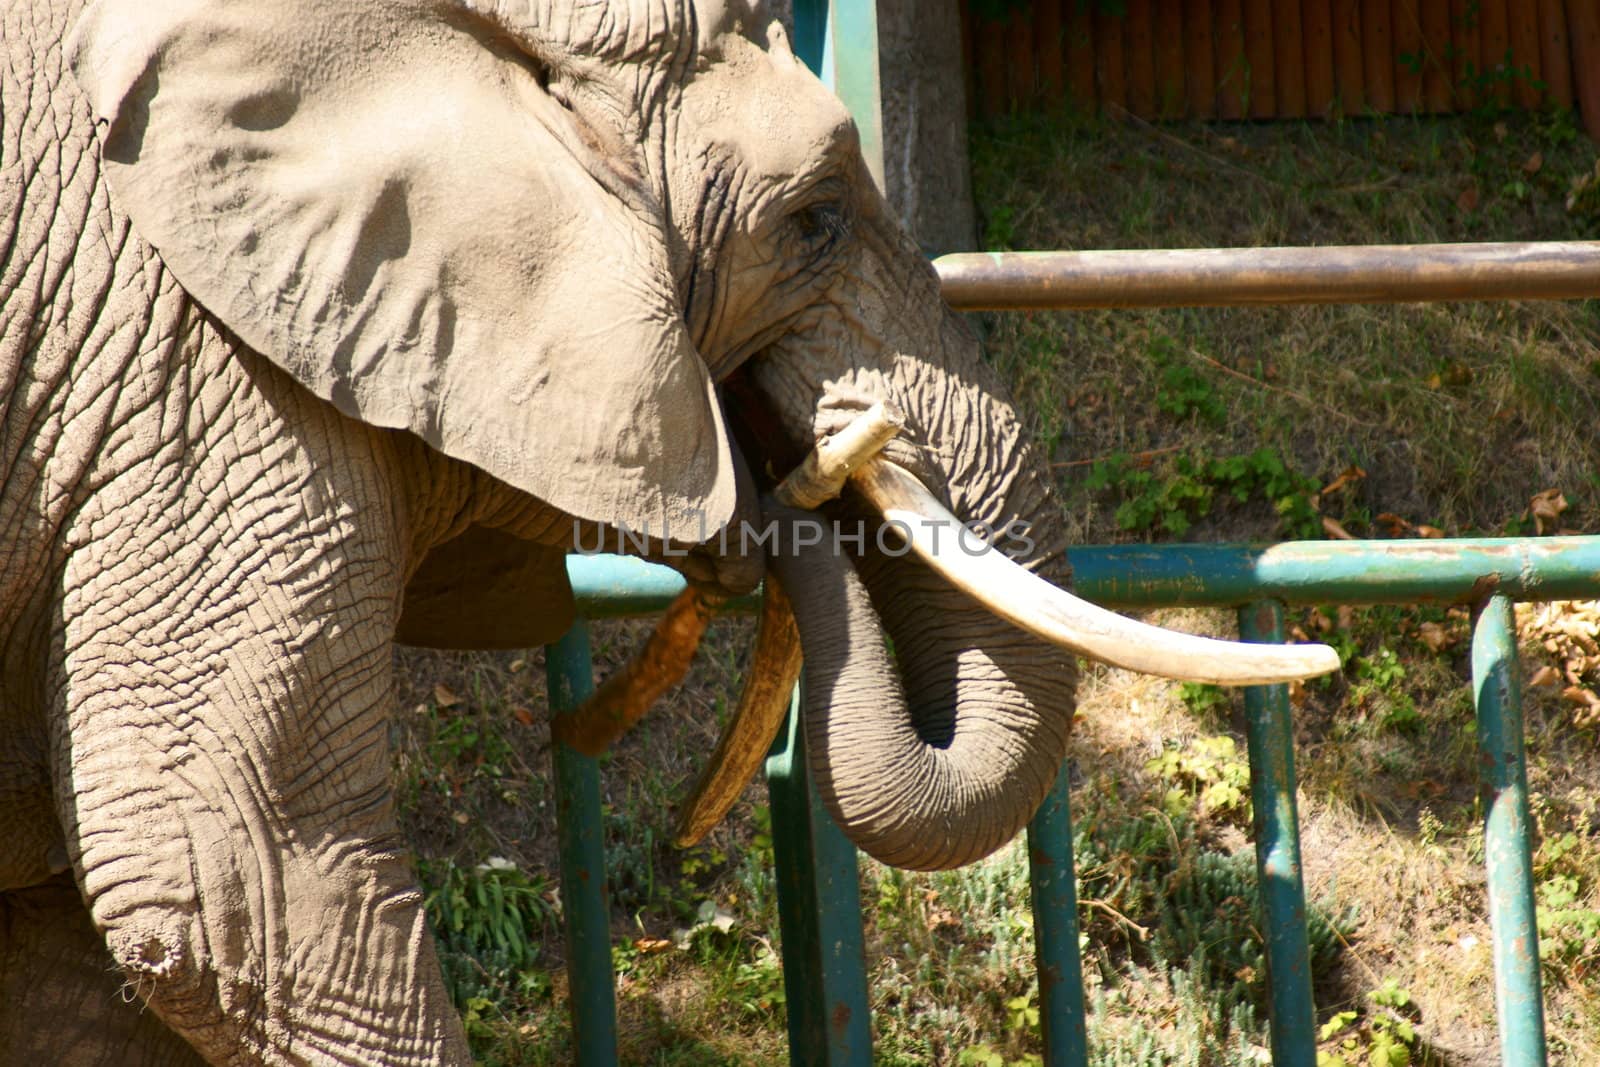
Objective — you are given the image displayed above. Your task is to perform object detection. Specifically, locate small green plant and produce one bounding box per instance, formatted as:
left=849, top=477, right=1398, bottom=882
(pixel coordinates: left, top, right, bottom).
left=1147, top=734, right=1252, bottom=823
left=1317, top=979, right=1422, bottom=1067
left=1087, top=448, right=1322, bottom=540
left=1151, top=338, right=1227, bottom=427
left=419, top=856, right=555, bottom=1012
left=1178, top=681, right=1230, bottom=723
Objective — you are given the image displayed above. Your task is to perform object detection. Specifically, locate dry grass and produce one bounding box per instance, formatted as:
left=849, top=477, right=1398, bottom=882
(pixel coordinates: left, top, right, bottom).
left=390, top=107, right=1600, bottom=1065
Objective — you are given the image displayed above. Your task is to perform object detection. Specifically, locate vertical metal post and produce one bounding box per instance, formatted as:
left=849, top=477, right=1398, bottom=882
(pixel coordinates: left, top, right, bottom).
left=773, top=6, right=876, bottom=1064
left=793, top=0, right=885, bottom=191
left=1237, top=601, right=1317, bottom=1067
left=1027, top=763, right=1088, bottom=1067
left=766, top=686, right=872, bottom=1065
left=547, top=622, right=619, bottom=1066
left=1471, top=595, right=1549, bottom=1067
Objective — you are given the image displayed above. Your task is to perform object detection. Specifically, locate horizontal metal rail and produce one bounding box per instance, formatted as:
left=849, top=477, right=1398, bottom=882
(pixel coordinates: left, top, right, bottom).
left=934, top=241, right=1600, bottom=310
left=568, top=536, right=1600, bottom=616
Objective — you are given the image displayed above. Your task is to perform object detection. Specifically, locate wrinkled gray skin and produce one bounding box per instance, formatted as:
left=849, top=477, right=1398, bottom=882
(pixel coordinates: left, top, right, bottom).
left=0, top=0, right=1076, bottom=1063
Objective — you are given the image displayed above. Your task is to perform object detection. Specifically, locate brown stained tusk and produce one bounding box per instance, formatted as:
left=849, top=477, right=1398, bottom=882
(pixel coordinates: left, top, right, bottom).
left=850, top=458, right=1342, bottom=686
left=672, top=574, right=803, bottom=846
left=557, top=402, right=905, bottom=769
left=668, top=403, right=907, bottom=841
left=551, top=587, right=717, bottom=757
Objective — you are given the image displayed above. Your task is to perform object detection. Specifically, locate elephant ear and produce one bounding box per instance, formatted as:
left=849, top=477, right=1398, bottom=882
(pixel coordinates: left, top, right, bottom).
left=67, top=0, right=736, bottom=535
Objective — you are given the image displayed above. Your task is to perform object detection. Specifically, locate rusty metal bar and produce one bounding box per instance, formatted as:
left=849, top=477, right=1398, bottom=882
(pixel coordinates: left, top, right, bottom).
left=934, top=242, right=1600, bottom=310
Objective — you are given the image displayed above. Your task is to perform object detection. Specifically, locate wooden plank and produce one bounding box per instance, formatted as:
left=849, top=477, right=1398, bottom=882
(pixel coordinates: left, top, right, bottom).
left=1155, top=0, right=1186, bottom=118
left=1215, top=0, right=1248, bottom=118
left=1274, top=0, right=1308, bottom=116
left=975, top=7, right=1008, bottom=117
left=1185, top=0, right=1218, bottom=118
left=1126, top=0, right=1158, bottom=117
left=1332, top=0, right=1366, bottom=113
left=1509, top=0, right=1544, bottom=107
left=1037, top=0, right=1065, bottom=107
left=1095, top=3, right=1128, bottom=113
left=1480, top=0, right=1511, bottom=107
left=1393, top=0, right=1424, bottom=113
left=1066, top=0, right=1097, bottom=110
left=1421, top=0, right=1453, bottom=110
left=1243, top=0, right=1277, bottom=117
left=1303, top=0, right=1338, bottom=117
left=1540, top=0, right=1574, bottom=107
left=1450, top=0, right=1481, bottom=108
left=1571, top=0, right=1600, bottom=140
left=1361, top=0, right=1396, bottom=111
left=1007, top=5, right=1037, bottom=110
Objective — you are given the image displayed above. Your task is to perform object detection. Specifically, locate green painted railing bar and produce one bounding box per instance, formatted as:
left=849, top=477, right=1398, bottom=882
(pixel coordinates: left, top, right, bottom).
left=566, top=536, right=1600, bottom=618
left=1471, top=596, right=1550, bottom=1067
left=765, top=686, right=873, bottom=1065
left=1027, top=764, right=1088, bottom=1067
left=1067, top=536, right=1600, bottom=609
left=545, top=622, right=619, bottom=1066
left=1238, top=602, right=1317, bottom=1067
left=567, top=553, right=762, bottom=619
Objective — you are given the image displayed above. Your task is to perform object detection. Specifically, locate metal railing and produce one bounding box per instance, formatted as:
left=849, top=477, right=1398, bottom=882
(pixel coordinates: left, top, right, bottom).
left=525, top=3, right=1599, bottom=1064
left=548, top=539, right=1600, bottom=1067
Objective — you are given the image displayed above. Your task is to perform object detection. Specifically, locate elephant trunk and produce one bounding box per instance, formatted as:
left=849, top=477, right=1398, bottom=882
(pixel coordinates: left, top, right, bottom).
left=768, top=504, right=1077, bottom=871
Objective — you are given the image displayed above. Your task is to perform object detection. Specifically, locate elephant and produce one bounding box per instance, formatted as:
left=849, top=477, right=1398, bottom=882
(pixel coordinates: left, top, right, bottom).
left=0, top=0, right=1333, bottom=1062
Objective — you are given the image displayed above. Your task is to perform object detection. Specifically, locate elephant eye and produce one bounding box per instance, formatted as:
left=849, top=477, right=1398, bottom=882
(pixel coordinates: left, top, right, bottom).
left=791, top=201, right=848, bottom=254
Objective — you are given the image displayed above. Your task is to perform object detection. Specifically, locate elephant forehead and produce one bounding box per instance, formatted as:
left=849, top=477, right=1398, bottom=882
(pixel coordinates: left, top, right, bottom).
left=691, top=0, right=769, bottom=49
left=683, top=33, right=853, bottom=184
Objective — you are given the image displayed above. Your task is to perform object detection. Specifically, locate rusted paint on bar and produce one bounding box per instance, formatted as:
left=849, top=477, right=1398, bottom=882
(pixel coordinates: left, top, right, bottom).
left=935, top=242, right=1600, bottom=310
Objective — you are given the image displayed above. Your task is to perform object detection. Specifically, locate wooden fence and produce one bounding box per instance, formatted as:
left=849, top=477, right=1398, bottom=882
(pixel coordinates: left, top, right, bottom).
left=961, top=0, right=1600, bottom=140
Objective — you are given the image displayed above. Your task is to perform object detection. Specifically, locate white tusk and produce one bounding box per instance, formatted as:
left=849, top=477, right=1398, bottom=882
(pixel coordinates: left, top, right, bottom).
left=849, top=459, right=1342, bottom=686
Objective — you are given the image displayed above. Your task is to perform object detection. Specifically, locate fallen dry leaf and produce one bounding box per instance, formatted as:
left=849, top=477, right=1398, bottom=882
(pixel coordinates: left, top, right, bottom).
left=1529, top=488, right=1568, bottom=535
left=1528, top=665, right=1562, bottom=688
left=1456, top=185, right=1480, bottom=213
left=1416, top=525, right=1445, bottom=539
left=1375, top=513, right=1415, bottom=536
left=1417, top=621, right=1455, bottom=652
left=1561, top=686, right=1600, bottom=711
left=511, top=705, right=536, bottom=727
left=1322, top=516, right=1356, bottom=540
left=1522, top=151, right=1543, bottom=175
left=433, top=683, right=462, bottom=708
left=634, top=937, right=674, bottom=954
left=1319, top=465, right=1367, bottom=498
